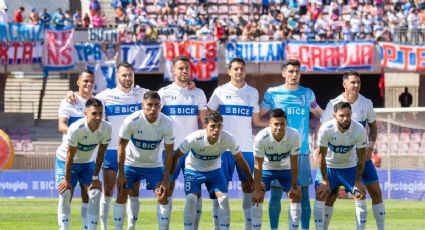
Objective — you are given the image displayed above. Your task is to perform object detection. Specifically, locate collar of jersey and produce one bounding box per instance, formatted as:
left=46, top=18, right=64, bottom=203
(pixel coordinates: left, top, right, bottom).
left=268, top=126, right=288, bottom=143
left=226, top=82, right=248, bottom=91
left=339, top=93, right=361, bottom=106
left=75, top=93, right=89, bottom=104
left=141, top=111, right=161, bottom=126
left=83, top=117, right=103, bottom=134
left=203, top=129, right=221, bottom=146
left=171, top=82, right=187, bottom=91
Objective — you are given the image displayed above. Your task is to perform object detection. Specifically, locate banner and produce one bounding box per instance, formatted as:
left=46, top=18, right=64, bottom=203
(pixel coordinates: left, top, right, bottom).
left=88, top=27, right=133, bottom=43
left=87, top=61, right=117, bottom=93
left=2, top=170, right=425, bottom=199
left=0, top=23, right=44, bottom=42
left=42, top=26, right=75, bottom=71
left=226, top=41, right=285, bottom=63
left=379, top=42, right=425, bottom=71
left=120, top=43, right=161, bottom=72
left=163, top=40, right=218, bottom=81
left=0, top=42, right=42, bottom=65
left=286, top=41, right=374, bottom=71
left=74, top=43, right=104, bottom=63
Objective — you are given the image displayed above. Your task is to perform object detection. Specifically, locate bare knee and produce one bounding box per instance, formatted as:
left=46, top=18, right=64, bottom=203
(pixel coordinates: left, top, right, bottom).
left=366, top=183, right=383, bottom=204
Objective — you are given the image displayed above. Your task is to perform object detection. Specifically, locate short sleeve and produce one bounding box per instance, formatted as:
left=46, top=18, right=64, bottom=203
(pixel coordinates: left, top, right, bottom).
left=308, top=89, right=319, bottom=109
left=320, top=101, right=334, bottom=124
left=163, top=119, right=175, bottom=145
left=253, top=133, right=265, bottom=158
left=226, top=133, right=240, bottom=155
left=366, top=100, right=376, bottom=123
left=58, top=100, right=70, bottom=119
left=207, top=89, right=220, bottom=110
left=251, top=89, right=260, bottom=113
left=260, top=90, right=273, bottom=112
left=67, top=127, right=79, bottom=147
left=356, top=126, right=368, bottom=149
left=178, top=133, right=194, bottom=154
left=119, top=114, right=135, bottom=140
left=317, top=125, right=329, bottom=148
left=291, top=131, right=301, bottom=155
left=101, top=122, right=112, bottom=145
left=197, top=90, right=208, bottom=111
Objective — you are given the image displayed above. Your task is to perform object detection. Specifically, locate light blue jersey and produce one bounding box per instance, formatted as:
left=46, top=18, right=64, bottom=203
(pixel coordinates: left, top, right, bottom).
left=261, top=85, right=318, bottom=155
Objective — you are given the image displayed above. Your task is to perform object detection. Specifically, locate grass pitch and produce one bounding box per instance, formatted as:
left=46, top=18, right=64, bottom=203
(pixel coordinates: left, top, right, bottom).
left=0, top=199, right=424, bottom=229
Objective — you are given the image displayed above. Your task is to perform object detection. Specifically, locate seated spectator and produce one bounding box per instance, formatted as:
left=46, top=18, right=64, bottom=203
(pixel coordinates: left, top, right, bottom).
left=136, top=24, right=146, bottom=41
left=342, top=21, right=353, bottom=40
left=116, top=7, right=129, bottom=25
left=73, top=10, right=82, bottom=27
left=29, top=8, right=40, bottom=25
left=92, top=11, right=104, bottom=28
left=14, top=6, right=25, bottom=23
left=89, top=0, right=101, bottom=15
left=40, top=8, right=51, bottom=26
left=64, top=10, right=73, bottom=26
left=52, top=8, right=66, bottom=27
left=82, top=13, right=91, bottom=28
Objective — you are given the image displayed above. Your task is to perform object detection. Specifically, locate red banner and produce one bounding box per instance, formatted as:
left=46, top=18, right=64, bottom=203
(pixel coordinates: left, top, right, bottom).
left=42, top=26, right=75, bottom=71
left=0, top=42, right=42, bottom=65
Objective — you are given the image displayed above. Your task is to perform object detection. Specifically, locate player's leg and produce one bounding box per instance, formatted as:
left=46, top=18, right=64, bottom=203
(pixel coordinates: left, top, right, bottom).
left=55, top=158, right=76, bottom=230
left=279, top=170, right=301, bottom=230
left=144, top=167, right=170, bottom=230
left=183, top=169, right=204, bottom=230
left=313, top=167, right=333, bottom=230
left=100, top=150, right=118, bottom=230
left=268, top=181, right=283, bottom=230
left=220, top=151, right=236, bottom=230
left=113, top=165, right=137, bottom=230
left=314, top=170, right=337, bottom=230
left=79, top=162, right=101, bottom=230
left=207, top=168, right=231, bottom=230
left=251, top=171, right=272, bottom=230
left=127, top=182, right=140, bottom=230
left=80, top=183, right=89, bottom=230
left=298, top=154, right=313, bottom=230
left=363, top=160, right=385, bottom=230
left=236, top=152, right=255, bottom=230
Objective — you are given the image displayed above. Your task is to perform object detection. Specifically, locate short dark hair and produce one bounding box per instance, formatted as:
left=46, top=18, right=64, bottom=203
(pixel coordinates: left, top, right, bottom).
left=117, top=61, right=133, bottom=70
left=143, top=91, right=161, bottom=100
left=270, top=108, right=287, bottom=120
left=228, top=58, right=245, bottom=70
left=85, top=98, right=103, bottom=108
left=343, top=70, right=360, bottom=80
left=172, top=55, right=190, bottom=66
left=281, top=58, right=301, bottom=70
left=79, top=69, right=94, bottom=77
left=19, top=7, right=25, bottom=11
left=334, top=102, right=351, bottom=113
left=204, top=111, right=223, bottom=124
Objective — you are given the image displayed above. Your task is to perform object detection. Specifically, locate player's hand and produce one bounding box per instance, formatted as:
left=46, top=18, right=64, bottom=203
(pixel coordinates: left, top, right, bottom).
left=316, top=181, right=330, bottom=201
left=353, top=181, right=366, bottom=200
left=251, top=189, right=264, bottom=206
left=58, top=179, right=71, bottom=194
left=65, top=91, right=77, bottom=104
left=288, top=185, right=301, bottom=201
left=117, top=172, right=127, bottom=192
left=187, top=81, right=196, bottom=90
left=155, top=184, right=168, bottom=205
left=89, top=179, right=102, bottom=191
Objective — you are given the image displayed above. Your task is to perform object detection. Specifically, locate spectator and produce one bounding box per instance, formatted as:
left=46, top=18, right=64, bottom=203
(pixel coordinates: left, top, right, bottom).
left=14, top=7, right=25, bottom=23
left=29, top=8, right=40, bottom=25
left=396, top=8, right=408, bottom=42
left=342, top=21, right=353, bottom=40
left=399, top=87, right=413, bottom=107
left=407, top=8, right=420, bottom=43
left=135, top=24, right=146, bottom=41
left=92, top=11, right=104, bottom=28
left=40, top=8, right=52, bottom=26
left=371, top=149, right=381, bottom=168
left=111, top=0, right=123, bottom=9
left=262, top=0, right=269, bottom=15
left=64, top=10, right=73, bottom=26
left=82, top=13, right=91, bottom=28
left=52, top=8, right=66, bottom=27
left=73, top=10, right=82, bottom=27
left=89, top=0, right=101, bottom=15
left=0, top=8, right=9, bottom=23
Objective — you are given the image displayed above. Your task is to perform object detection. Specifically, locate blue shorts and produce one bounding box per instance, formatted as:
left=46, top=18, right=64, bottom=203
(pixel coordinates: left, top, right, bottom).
left=124, top=165, right=163, bottom=190
left=362, top=160, right=379, bottom=185
left=314, top=166, right=356, bottom=193
left=263, top=170, right=292, bottom=192
left=270, top=154, right=311, bottom=188
left=221, top=151, right=254, bottom=182
left=55, top=157, right=94, bottom=188
left=103, top=150, right=118, bottom=172
left=184, top=168, right=228, bottom=198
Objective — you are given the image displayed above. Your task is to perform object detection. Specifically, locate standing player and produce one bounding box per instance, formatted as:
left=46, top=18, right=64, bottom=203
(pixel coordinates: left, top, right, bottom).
left=207, top=58, right=268, bottom=230
left=251, top=109, right=301, bottom=230
left=260, top=59, right=322, bottom=230
left=58, top=70, right=95, bottom=229
left=113, top=91, right=174, bottom=230
left=172, top=111, right=254, bottom=230
left=314, top=102, right=367, bottom=230
left=56, top=98, right=112, bottom=230
left=318, top=71, right=385, bottom=230
left=158, top=55, right=207, bottom=228
left=96, top=62, right=149, bottom=230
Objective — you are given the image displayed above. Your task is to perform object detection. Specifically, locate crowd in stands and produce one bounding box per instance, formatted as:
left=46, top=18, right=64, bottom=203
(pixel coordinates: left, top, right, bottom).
left=1, top=0, right=425, bottom=43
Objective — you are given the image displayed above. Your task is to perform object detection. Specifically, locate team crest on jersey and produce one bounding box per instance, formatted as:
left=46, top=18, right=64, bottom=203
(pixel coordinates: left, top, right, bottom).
left=196, top=136, right=203, bottom=141
left=114, top=96, right=119, bottom=100
left=137, top=130, right=143, bottom=134
left=268, top=146, right=273, bottom=150
left=331, top=136, right=337, bottom=141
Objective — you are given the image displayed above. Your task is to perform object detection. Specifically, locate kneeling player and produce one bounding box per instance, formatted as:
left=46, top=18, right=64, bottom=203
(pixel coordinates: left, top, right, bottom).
left=172, top=111, right=254, bottom=230
left=251, top=109, right=301, bottom=230
left=114, top=91, right=174, bottom=230
left=56, top=98, right=112, bottom=230
left=314, top=102, right=367, bottom=230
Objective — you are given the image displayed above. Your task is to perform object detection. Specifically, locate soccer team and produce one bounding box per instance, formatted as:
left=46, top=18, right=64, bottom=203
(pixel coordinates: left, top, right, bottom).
left=55, top=56, right=386, bottom=230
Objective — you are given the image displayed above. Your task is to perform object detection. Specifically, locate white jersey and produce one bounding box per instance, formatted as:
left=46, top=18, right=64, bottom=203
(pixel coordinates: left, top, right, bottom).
left=207, top=82, right=260, bottom=152
left=179, top=129, right=240, bottom=172
left=158, top=83, right=207, bottom=149
left=96, top=86, right=148, bottom=150
left=318, top=119, right=367, bottom=168
left=320, top=94, right=376, bottom=127
left=57, top=94, right=87, bottom=142
left=56, top=118, right=112, bottom=163
left=119, top=111, right=174, bottom=168
left=254, top=127, right=300, bottom=170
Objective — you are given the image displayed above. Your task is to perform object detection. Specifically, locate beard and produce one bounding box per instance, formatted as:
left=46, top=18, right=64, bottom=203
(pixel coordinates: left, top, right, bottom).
left=338, top=120, right=351, bottom=130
